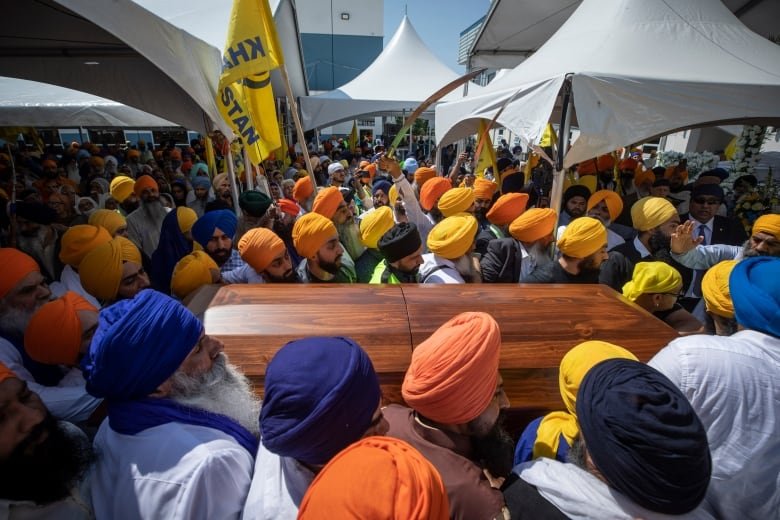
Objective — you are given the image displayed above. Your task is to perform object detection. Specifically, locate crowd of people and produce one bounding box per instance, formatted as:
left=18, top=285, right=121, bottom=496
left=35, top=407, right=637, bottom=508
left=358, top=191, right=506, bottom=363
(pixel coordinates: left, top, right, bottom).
left=0, top=137, right=778, bottom=518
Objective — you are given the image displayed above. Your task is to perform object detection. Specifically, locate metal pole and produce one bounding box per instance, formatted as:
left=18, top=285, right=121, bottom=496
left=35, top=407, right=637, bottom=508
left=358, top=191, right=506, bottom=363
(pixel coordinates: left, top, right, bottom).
left=550, top=76, right=573, bottom=236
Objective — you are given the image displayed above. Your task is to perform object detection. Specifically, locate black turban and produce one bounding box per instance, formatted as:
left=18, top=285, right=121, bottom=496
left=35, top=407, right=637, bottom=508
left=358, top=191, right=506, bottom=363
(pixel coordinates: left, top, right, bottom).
left=576, top=359, right=711, bottom=515
left=563, top=185, right=591, bottom=205
left=691, top=183, right=724, bottom=202
left=378, top=223, right=422, bottom=263
left=16, top=201, right=57, bottom=225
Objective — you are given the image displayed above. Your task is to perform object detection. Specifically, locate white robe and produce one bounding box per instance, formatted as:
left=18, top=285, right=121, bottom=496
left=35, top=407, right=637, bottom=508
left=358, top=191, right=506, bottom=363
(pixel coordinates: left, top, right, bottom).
left=242, top=444, right=314, bottom=520
left=50, top=265, right=101, bottom=309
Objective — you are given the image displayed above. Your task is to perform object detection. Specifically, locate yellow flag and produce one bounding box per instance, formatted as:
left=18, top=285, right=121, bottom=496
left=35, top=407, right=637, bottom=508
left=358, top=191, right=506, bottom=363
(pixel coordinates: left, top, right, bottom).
left=217, top=0, right=284, bottom=165
left=276, top=121, right=291, bottom=169
left=475, top=120, right=497, bottom=178
left=539, top=123, right=558, bottom=148
left=724, top=135, right=738, bottom=160
left=348, top=121, right=358, bottom=151
left=204, top=136, right=217, bottom=178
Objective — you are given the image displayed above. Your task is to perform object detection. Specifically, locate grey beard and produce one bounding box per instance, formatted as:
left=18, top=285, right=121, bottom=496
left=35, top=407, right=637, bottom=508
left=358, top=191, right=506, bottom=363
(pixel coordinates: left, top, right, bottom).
left=0, top=305, right=36, bottom=341
left=167, top=353, right=261, bottom=436
left=568, top=435, right=588, bottom=470
left=337, top=221, right=366, bottom=261
left=453, top=254, right=475, bottom=281
left=529, top=242, right=553, bottom=267
left=141, top=199, right=168, bottom=223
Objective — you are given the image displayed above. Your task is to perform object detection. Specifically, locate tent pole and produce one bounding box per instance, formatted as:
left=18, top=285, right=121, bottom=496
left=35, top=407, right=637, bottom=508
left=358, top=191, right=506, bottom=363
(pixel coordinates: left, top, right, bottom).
left=550, top=76, right=573, bottom=235
left=279, top=65, right=317, bottom=189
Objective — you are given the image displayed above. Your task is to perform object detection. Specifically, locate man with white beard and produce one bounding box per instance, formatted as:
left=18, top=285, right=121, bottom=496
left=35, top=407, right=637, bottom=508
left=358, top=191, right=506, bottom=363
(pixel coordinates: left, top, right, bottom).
left=311, top=186, right=361, bottom=277
left=126, top=175, right=169, bottom=257
left=83, top=289, right=259, bottom=519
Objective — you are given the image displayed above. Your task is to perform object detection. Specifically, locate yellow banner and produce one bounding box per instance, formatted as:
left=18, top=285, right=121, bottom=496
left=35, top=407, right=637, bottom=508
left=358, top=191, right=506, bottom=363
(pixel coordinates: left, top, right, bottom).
left=539, top=123, right=558, bottom=148
left=348, top=121, right=358, bottom=151
left=220, top=0, right=284, bottom=87
left=475, top=120, right=497, bottom=178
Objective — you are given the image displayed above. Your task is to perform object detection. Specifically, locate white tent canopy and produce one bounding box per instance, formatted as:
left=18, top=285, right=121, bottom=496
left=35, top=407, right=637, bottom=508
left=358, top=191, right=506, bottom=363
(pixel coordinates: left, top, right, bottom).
left=299, top=16, right=481, bottom=131
left=436, top=0, right=780, bottom=168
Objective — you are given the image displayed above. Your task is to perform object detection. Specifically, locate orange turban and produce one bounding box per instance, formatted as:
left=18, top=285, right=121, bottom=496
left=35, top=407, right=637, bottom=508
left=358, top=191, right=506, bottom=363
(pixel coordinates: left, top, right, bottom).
left=364, top=163, right=377, bottom=179
left=0, top=248, right=40, bottom=299
left=508, top=208, right=557, bottom=243
left=89, top=156, right=105, bottom=169
left=277, top=198, right=300, bottom=217
left=577, top=159, right=598, bottom=176
left=420, top=178, right=451, bottom=212
left=403, top=312, right=502, bottom=424
left=298, top=437, right=449, bottom=520
left=437, top=188, right=474, bottom=218
left=414, top=167, right=436, bottom=188
left=133, top=175, right=158, bottom=198
left=176, top=207, right=198, bottom=233
left=238, top=228, right=287, bottom=273
left=89, top=209, right=127, bottom=236
left=170, top=148, right=182, bottom=160
left=171, top=251, right=218, bottom=299
left=557, top=217, right=607, bottom=258
left=79, top=237, right=142, bottom=302
left=42, top=159, right=58, bottom=169
left=634, top=168, right=655, bottom=188
left=293, top=212, right=338, bottom=258
left=587, top=190, right=624, bottom=223
left=664, top=165, right=689, bottom=184
left=597, top=154, right=615, bottom=172
left=472, top=178, right=497, bottom=200
left=427, top=214, right=478, bottom=259
left=753, top=214, right=780, bottom=239
left=25, top=292, right=97, bottom=366
left=0, top=362, right=15, bottom=383
left=619, top=158, right=638, bottom=171
left=486, top=193, right=529, bottom=226
left=312, top=187, right=343, bottom=220
left=293, top=176, right=314, bottom=203
left=360, top=206, right=395, bottom=249
left=59, top=224, right=112, bottom=268
left=127, top=149, right=141, bottom=160
left=110, top=175, right=135, bottom=202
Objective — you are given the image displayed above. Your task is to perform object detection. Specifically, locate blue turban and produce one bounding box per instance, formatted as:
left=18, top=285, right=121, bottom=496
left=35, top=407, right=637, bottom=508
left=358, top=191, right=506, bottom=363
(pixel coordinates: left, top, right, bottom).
left=191, top=209, right=237, bottom=248
left=730, top=256, right=780, bottom=337
left=576, top=359, right=711, bottom=515
left=260, top=337, right=381, bottom=465
left=83, top=289, right=203, bottom=400
left=192, top=176, right=211, bottom=190
left=372, top=180, right=392, bottom=196
left=189, top=162, right=209, bottom=181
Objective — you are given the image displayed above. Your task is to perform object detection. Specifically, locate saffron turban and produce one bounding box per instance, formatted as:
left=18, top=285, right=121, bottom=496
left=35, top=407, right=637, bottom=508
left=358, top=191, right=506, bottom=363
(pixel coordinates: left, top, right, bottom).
left=364, top=163, right=377, bottom=179
left=312, top=187, right=342, bottom=219
left=110, top=175, right=135, bottom=203
left=414, top=167, right=436, bottom=188
left=83, top=289, right=203, bottom=400
left=557, top=217, right=607, bottom=259
left=238, top=190, right=272, bottom=218
left=42, top=159, right=58, bottom=169
left=577, top=359, right=711, bottom=515
left=730, top=256, right=780, bottom=337
left=508, top=208, right=557, bottom=243
left=175, top=207, right=198, bottom=233
left=664, top=165, right=689, bottom=184
left=437, top=188, right=474, bottom=218
left=360, top=206, right=395, bottom=249
left=0, top=248, right=40, bottom=298
left=0, top=362, right=15, bottom=383
left=59, top=225, right=112, bottom=268
left=169, top=148, right=182, bottom=161
left=427, top=214, right=478, bottom=260
left=419, top=178, right=452, bottom=211
left=238, top=228, right=286, bottom=273
left=293, top=212, right=338, bottom=258
left=587, top=190, right=623, bottom=223
left=212, top=172, right=229, bottom=191
left=191, top=209, right=237, bottom=248
left=261, top=337, right=381, bottom=465
left=403, top=312, right=501, bottom=424
left=473, top=178, right=497, bottom=200
left=293, top=176, right=314, bottom=203
left=630, top=196, right=677, bottom=232
left=753, top=214, right=780, bottom=239
left=89, top=156, right=105, bottom=169
left=79, top=237, right=142, bottom=302
left=171, top=251, right=218, bottom=299
left=126, top=149, right=141, bottom=160
left=276, top=198, right=300, bottom=217
left=487, top=193, right=529, bottom=226
left=298, top=437, right=449, bottom=520
left=577, top=159, right=598, bottom=176
left=619, top=158, right=638, bottom=171
left=622, top=261, right=682, bottom=302
left=702, top=260, right=737, bottom=319
left=533, top=341, right=638, bottom=460
left=379, top=223, right=422, bottom=264
left=25, top=292, right=97, bottom=366
left=133, top=175, right=158, bottom=198
left=634, top=168, right=655, bottom=188
left=597, top=154, right=615, bottom=172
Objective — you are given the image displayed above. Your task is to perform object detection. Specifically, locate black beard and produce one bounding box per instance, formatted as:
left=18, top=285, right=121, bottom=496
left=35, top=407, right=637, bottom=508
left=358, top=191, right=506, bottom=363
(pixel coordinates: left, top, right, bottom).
left=388, top=264, right=419, bottom=283
left=648, top=228, right=671, bottom=254
left=273, top=220, right=293, bottom=238
left=0, top=414, right=94, bottom=505
left=264, top=269, right=299, bottom=283
left=210, top=248, right=231, bottom=266
left=470, top=412, right=515, bottom=479
left=318, top=256, right=342, bottom=275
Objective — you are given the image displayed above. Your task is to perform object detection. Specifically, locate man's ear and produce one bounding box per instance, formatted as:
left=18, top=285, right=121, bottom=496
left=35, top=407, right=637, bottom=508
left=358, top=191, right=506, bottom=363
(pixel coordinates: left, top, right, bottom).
left=151, top=379, right=172, bottom=398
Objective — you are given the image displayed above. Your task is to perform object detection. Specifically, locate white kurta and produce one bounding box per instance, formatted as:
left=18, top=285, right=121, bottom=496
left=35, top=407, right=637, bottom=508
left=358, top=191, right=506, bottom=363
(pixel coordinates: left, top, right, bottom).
left=241, top=444, right=314, bottom=520
left=91, top=420, right=254, bottom=520
left=49, top=265, right=101, bottom=309
left=649, top=330, right=780, bottom=519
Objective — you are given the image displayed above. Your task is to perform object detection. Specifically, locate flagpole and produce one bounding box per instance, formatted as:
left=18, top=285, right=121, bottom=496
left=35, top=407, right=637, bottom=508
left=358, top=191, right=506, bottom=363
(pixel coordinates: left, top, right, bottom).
left=243, top=146, right=255, bottom=191
left=224, top=142, right=242, bottom=217
left=279, top=65, right=318, bottom=190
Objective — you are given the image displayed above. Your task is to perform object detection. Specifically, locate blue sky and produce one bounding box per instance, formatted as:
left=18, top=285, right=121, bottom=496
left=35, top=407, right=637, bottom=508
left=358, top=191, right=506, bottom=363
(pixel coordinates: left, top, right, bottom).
left=384, top=0, right=492, bottom=73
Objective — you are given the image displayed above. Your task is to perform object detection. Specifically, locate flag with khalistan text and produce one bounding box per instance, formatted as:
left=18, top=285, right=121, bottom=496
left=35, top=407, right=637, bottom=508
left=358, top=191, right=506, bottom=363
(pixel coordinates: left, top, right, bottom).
left=217, top=0, right=284, bottom=165
left=475, top=120, right=497, bottom=178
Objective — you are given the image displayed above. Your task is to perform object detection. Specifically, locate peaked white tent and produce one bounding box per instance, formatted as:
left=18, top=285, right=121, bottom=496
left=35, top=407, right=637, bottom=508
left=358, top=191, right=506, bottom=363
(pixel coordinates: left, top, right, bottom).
left=299, top=16, right=480, bottom=131
left=436, top=0, right=780, bottom=168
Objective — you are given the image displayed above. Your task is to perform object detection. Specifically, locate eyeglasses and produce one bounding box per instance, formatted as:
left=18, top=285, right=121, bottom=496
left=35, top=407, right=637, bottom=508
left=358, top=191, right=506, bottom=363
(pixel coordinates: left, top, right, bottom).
left=692, top=197, right=720, bottom=206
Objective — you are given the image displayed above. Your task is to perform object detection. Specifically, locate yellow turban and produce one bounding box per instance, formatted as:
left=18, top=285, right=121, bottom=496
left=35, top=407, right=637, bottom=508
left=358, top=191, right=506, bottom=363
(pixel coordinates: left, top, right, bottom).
left=89, top=209, right=127, bottom=236
left=533, top=341, right=638, bottom=460
left=473, top=178, right=497, bottom=200
left=59, top=224, right=112, bottom=268
left=312, top=187, right=343, bottom=220
left=437, top=188, right=474, bottom=218
left=508, top=208, right=557, bottom=243
left=621, top=261, right=682, bottom=302
left=576, top=174, right=597, bottom=194
left=702, top=260, right=737, bottom=318
left=753, top=214, right=780, bottom=239
left=630, top=196, right=678, bottom=232
left=587, top=190, right=624, bottom=223
left=388, top=184, right=399, bottom=206
left=360, top=206, right=394, bottom=249
left=25, top=292, right=97, bottom=366
left=176, top=207, right=198, bottom=233
left=427, top=213, right=478, bottom=259
left=293, top=212, right=338, bottom=258
left=109, top=175, right=135, bottom=203
left=237, top=228, right=287, bottom=273
left=557, top=217, right=607, bottom=258
left=79, top=237, right=142, bottom=302
left=171, top=251, right=218, bottom=299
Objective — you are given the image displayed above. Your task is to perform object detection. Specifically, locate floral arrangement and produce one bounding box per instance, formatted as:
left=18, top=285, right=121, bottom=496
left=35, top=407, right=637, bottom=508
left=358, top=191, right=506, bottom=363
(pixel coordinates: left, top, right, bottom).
left=730, top=125, right=767, bottom=176
left=734, top=167, right=778, bottom=234
left=654, top=150, right=720, bottom=178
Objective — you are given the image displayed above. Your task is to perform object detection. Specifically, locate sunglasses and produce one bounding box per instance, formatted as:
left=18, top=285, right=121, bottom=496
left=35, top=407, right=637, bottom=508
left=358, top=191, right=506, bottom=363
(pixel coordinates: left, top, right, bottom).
left=692, top=197, right=720, bottom=206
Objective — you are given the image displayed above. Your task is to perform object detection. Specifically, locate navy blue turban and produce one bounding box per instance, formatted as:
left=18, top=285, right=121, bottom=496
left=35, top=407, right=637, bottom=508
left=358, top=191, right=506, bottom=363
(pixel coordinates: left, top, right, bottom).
left=191, top=209, right=237, bottom=248
left=372, top=180, right=392, bottom=196
left=576, top=359, right=711, bottom=515
left=192, top=176, right=211, bottom=190
left=260, top=336, right=381, bottom=466
left=83, top=289, right=203, bottom=400
left=731, top=256, right=780, bottom=338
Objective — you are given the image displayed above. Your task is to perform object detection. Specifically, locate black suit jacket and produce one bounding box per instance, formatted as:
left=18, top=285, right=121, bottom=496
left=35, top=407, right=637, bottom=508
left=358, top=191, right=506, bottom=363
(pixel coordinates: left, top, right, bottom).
left=611, top=239, right=694, bottom=292
left=681, top=214, right=747, bottom=247
left=480, top=237, right=523, bottom=283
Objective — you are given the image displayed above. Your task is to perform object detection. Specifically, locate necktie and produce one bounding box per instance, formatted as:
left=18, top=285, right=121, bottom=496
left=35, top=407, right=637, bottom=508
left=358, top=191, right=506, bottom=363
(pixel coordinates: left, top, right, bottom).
left=691, top=224, right=707, bottom=297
